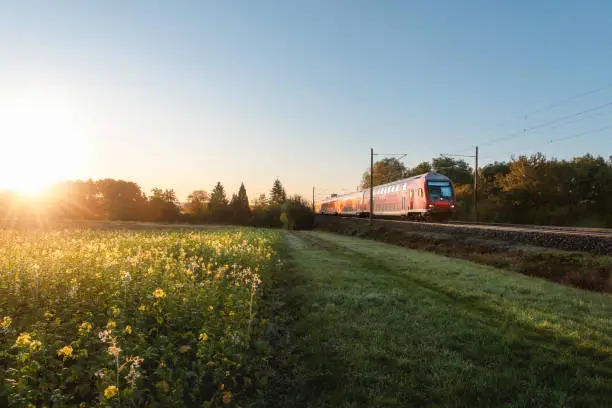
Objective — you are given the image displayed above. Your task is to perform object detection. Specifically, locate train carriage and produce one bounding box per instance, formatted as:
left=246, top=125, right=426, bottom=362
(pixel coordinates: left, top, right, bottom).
left=316, top=172, right=456, bottom=221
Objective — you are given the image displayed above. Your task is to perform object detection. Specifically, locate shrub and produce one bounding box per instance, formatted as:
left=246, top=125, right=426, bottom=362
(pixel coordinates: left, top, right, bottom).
left=280, top=196, right=314, bottom=230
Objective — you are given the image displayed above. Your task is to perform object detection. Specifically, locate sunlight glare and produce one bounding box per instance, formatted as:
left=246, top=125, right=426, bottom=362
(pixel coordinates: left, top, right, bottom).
left=0, top=87, right=87, bottom=194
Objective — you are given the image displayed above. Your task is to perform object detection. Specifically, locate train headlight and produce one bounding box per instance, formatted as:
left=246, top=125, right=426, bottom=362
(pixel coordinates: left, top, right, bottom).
left=451, top=205, right=455, bottom=208
left=428, top=204, right=434, bottom=208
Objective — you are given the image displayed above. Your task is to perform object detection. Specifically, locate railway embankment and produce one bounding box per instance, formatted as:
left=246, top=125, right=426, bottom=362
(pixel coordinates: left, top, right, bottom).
left=313, top=215, right=612, bottom=293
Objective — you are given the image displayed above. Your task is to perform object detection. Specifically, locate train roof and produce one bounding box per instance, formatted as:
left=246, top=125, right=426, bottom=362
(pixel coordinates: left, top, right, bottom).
left=318, top=172, right=452, bottom=203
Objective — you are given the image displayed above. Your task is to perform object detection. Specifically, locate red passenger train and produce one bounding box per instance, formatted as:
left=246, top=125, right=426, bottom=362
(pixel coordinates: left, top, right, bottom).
left=315, top=173, right=456, bottom=221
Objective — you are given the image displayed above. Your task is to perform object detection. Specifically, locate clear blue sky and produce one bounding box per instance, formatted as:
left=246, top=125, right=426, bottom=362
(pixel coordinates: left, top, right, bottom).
left=1, top=0, right=612, bottom=202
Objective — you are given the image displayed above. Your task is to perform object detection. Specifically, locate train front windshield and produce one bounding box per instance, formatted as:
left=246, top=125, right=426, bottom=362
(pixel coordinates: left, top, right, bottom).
left=427, top=181, right=453, bottom=200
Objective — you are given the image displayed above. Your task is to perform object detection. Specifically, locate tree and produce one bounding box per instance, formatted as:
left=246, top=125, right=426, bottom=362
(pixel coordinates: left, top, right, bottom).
left=96, top=179, right=148, bottom=221
left=432, top=156, right=473, bottom=185
left=281, top=195, right=314, bottom=230
left=405, top=161, right=432, bottom=177
left=148, top=187, right=180, bottom=222
left=361, top=158, right=407, bottom=188
left=252, top=193, right=268, bottom=210
left=229, top=182, right=251, bottom=225
left=269, top=179, right=287, bottom=206
left=209, top=182, right=229, bottom=222
left=47, top=179, right=102, bottom=220
left=184, top=190, right=209, bottom=218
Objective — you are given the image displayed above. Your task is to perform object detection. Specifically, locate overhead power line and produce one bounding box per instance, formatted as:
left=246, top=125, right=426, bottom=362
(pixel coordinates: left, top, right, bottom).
left=549, top=107, right=612, bottom=129
left=478, top=124, right=612, bottom=161
left=482, top=82, right=612, bottom=131
left=448, top=81, right=612, bottom=155
left=478, top=100, right=612, bottom=148
left=547, top=124, right=612, bottom=144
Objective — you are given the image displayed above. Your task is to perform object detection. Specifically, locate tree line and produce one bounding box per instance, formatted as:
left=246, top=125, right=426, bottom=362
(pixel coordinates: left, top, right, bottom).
left=360, top=153, right=612, bottom=227
left=0, top=178, right=314, bottom=229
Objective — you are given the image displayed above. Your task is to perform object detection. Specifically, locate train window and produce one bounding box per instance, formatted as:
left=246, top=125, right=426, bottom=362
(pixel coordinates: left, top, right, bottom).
left=402, top=184, right=406, bottom=190
left=419, top=188, right=423, bottom=197
left=409, top=190, right=414, bottom=199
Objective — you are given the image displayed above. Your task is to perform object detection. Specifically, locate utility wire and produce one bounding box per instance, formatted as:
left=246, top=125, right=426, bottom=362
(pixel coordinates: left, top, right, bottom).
left=480, top=82, right=612, bottom=131
left=548, top=123, right=612, bottom=144
left=478, top=101, right=612, bottom=148
left=448, top=82, right=612, bottom=154
left=478, top=124, right=612, bottom=161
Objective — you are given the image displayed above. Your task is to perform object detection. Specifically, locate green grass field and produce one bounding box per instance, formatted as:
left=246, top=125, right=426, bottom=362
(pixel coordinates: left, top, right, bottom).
left=269, top=231, right=612, bottom=408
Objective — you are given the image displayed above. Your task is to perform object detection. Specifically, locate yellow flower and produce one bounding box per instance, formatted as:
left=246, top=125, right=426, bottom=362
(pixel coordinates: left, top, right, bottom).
left=107, top=321, right=116, bottom=329
left=15, top=332, right=32, bottom=347
left=124, top=325, right=132, bottom=335
left=79, top=322, right=92, bottom=334
left=199, top=332, right=208, bottom=343
left=208, top=305, right=214, bottom=311
left=104, top=385, right=118, bottom=399
left=58, top=345, right=73, bottom=358
left=1, top=316, right=12, bottom=328
left=138, top=304, right=146, bottom=312
left=179, top=345, right=191, bottom=353
left=29, top=340, right=42, bottom=352
left=222, top=391, right=232, bottom=404
left=110, top=306, right=121, bottom=317
left=153, top=288, right=166, bottom=299
left=44, top=311, right=54, bottom=319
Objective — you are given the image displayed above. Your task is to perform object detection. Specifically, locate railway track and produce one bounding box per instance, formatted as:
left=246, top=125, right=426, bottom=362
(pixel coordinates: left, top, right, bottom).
left=446, top=220, right=612, bottom=236
left=338, top=216, right=612, bottom=238
left=318, top=215, right=612, bottom=255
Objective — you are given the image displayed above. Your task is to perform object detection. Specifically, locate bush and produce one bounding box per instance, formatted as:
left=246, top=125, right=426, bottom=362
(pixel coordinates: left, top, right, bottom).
left=280, top=196, right=314, bottom=230
left=251, top=205, right=283, bottom=228
left=250, top=197, right=314, bottom=230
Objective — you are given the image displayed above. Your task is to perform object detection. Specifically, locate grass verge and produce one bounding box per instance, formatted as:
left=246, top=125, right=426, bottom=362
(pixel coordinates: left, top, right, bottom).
left=271, top=231, right=612, bottom=407
left=315, top=217, right=612, bottom=293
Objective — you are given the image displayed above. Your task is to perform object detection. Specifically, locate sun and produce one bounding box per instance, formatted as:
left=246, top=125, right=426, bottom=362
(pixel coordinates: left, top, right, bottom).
left=0, top=87, right=87, bottom=195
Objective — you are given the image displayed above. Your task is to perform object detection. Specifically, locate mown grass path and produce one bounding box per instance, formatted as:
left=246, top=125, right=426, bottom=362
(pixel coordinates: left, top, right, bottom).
left=271, top=231, right=612, bottom=408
